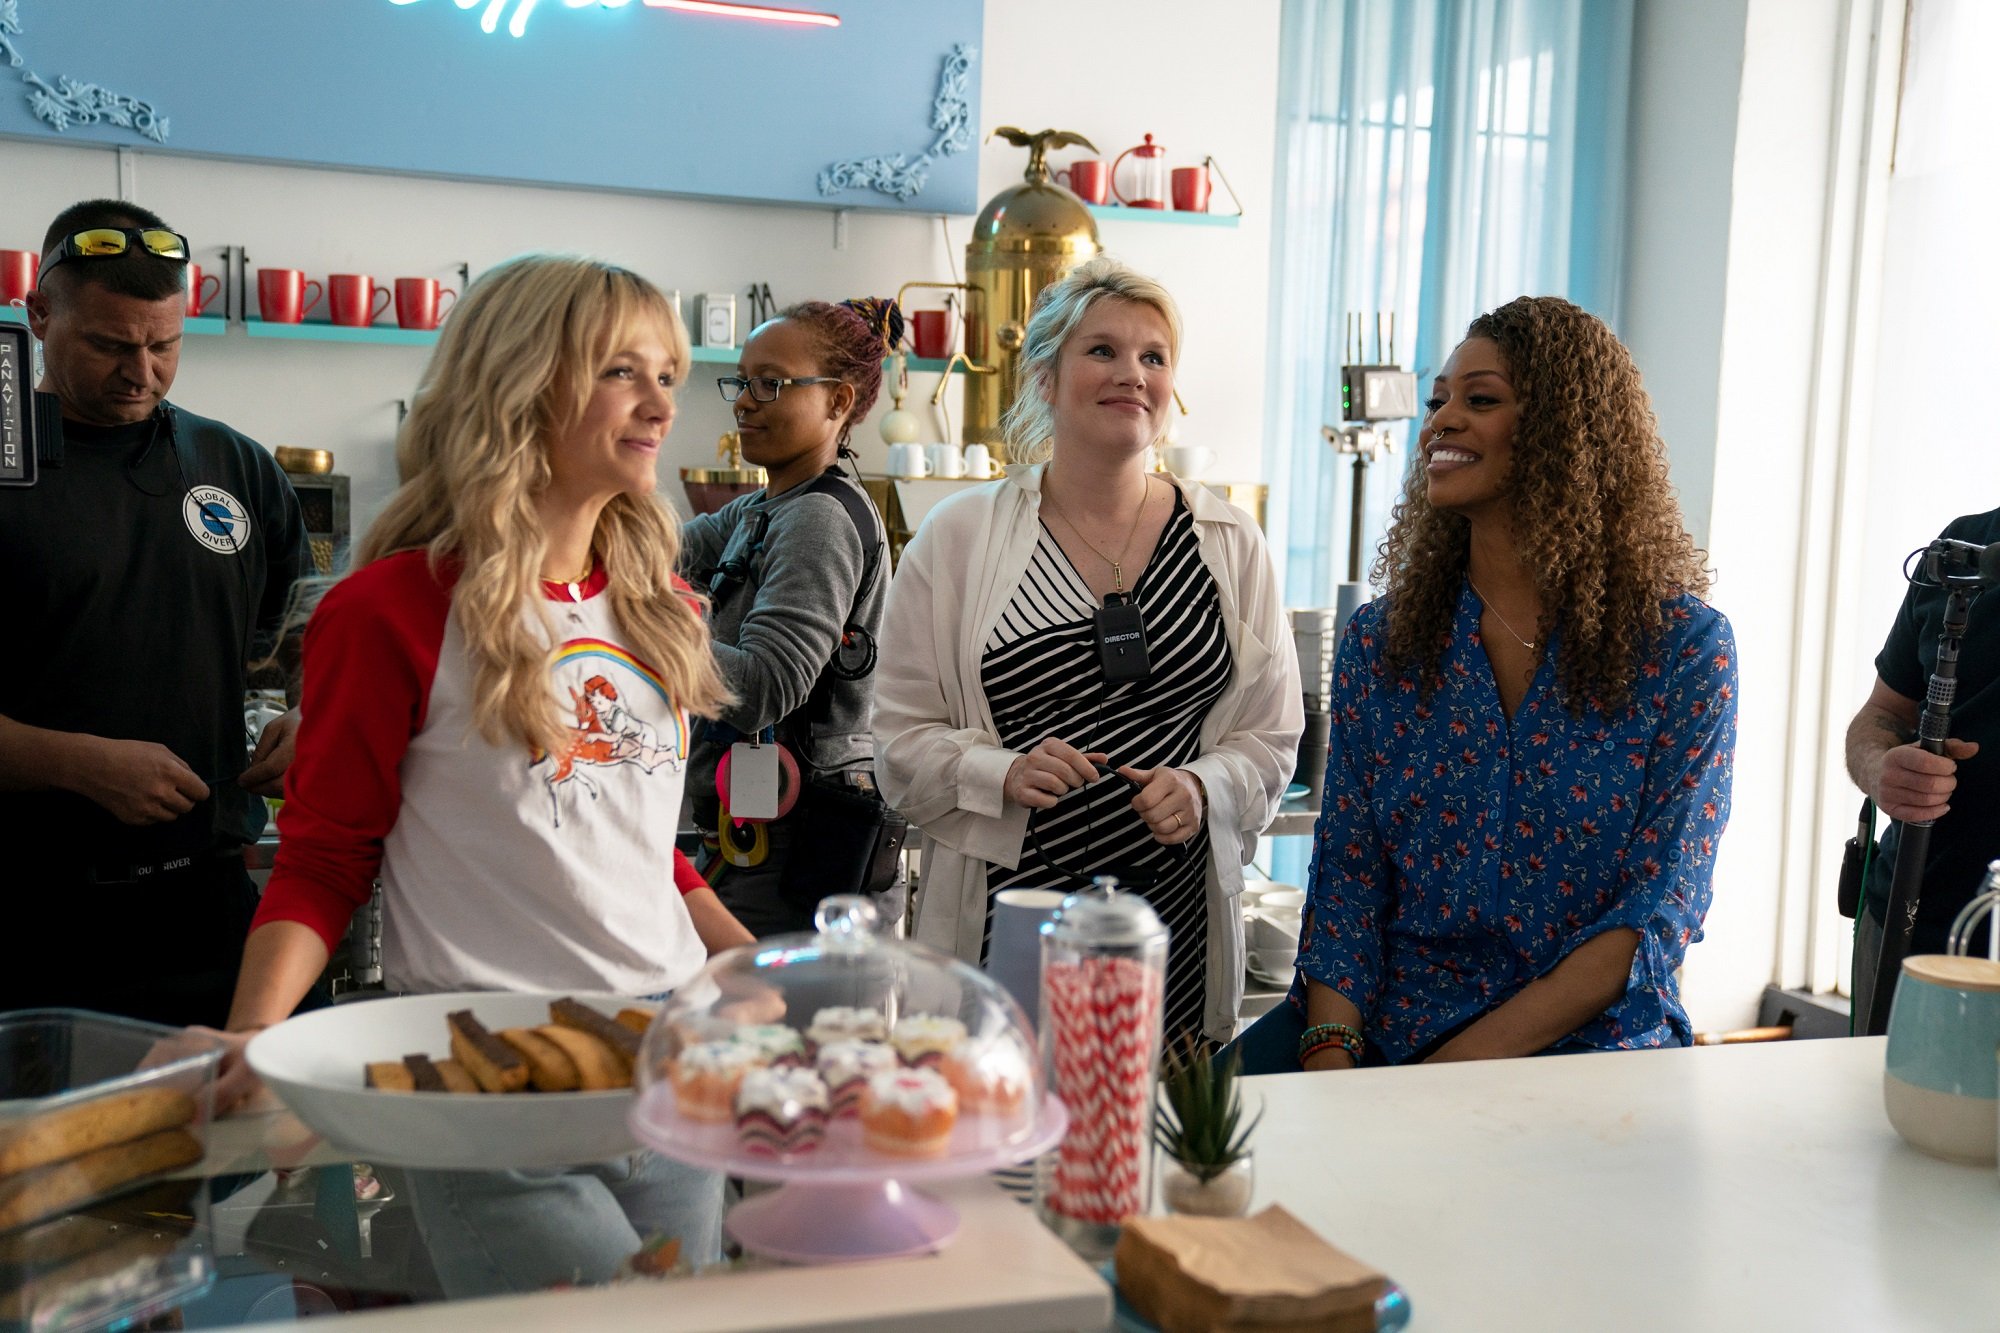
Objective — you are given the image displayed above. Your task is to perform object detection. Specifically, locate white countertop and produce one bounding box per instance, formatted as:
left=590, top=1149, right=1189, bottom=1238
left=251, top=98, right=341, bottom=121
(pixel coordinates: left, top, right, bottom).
left=1243, top=1037, right=2000, bottom=1332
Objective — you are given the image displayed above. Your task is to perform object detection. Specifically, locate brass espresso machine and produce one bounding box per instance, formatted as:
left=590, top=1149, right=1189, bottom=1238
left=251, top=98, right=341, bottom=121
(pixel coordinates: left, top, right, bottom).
left=959, top=127, right=1102, bottom=453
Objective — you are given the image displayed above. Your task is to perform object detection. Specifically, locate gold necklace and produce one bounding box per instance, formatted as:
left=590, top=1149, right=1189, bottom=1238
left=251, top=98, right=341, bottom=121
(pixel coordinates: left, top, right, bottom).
left=1467, top=575, right=1537, bottom=650
left=1042, top=477, right=1152, bottom=593
left=548, top=553, right=594, bottom=587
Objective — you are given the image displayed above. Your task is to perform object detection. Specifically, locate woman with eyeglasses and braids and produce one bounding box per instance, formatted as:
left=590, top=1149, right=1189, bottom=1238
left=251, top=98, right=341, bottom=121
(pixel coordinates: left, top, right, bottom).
left=681, top=298, right=901, bottom=937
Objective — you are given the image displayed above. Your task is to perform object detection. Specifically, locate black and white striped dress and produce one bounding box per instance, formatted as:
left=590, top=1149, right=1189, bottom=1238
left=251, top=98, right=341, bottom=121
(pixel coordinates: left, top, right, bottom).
left=980, top=492, right=1233, bottom=1044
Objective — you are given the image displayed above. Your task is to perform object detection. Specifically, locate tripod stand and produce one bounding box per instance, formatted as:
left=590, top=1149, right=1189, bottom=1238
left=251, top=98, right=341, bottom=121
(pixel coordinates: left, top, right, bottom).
left=1852, top=537, right=2000, bottom=1035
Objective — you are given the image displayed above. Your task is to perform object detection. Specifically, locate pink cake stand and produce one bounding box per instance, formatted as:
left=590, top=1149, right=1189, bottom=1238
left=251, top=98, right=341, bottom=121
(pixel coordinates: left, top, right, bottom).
left=629, top=1085, right=1068, bottom=1264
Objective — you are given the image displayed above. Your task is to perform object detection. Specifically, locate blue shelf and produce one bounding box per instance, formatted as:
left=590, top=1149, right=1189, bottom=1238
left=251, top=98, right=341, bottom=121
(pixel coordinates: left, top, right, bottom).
left=1086, top=204, right=1240, bottom=229
left=0, top=306, right=228, bottom=335
left=688, top=345, right=953, bottom=375
left=244, top=318, right=438, bottom=346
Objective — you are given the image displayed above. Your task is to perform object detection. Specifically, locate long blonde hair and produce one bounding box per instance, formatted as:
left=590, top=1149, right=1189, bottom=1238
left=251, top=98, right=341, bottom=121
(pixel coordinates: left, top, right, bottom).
left=357, top=254, right=729, bottom=756
left=998, top=255, right=1183, bottom=465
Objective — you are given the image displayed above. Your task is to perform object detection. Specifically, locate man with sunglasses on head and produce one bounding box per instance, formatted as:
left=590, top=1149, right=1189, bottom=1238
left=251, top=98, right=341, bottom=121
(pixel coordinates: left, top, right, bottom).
left=0, top=199, right=308, bottom=1027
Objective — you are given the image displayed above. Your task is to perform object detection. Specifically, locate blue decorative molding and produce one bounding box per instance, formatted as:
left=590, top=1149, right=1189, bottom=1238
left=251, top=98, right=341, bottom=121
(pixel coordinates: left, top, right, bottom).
left=818, top=43, right=976, bottom=203
left=0, top=0, right=169, bottom=142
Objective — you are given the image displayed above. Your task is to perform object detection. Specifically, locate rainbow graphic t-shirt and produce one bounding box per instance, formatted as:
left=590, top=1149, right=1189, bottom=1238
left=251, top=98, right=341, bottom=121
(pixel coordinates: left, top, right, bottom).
left=254, top=551, right=705, bottom=998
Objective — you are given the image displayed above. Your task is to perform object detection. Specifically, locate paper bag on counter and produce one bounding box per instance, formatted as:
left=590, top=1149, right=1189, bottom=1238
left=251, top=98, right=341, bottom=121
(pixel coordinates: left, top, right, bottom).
left=1113, top=1204, right=1388, bottom=1332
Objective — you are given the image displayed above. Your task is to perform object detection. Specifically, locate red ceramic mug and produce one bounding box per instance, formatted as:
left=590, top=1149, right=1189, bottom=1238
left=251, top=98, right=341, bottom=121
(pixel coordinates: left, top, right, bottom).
left=1171, top=165, right=1212, bottom=213
left=393, top=277, right=457, bottom=331
left=911, top=309, right=951, bottom=360
left=258, top=268, right=322, bottom=325
left=0, top=249, right=37, bottom=305
left=1057, top=160, right=1109, bottom=205
left=328, top=274, right=392, bottom=328
left=186, top=263, right=222, bottom=318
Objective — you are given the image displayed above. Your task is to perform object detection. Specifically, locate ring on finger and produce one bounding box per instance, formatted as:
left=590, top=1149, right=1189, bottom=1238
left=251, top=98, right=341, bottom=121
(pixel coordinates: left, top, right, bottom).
left=1172, top=812, right=1185, bottom=831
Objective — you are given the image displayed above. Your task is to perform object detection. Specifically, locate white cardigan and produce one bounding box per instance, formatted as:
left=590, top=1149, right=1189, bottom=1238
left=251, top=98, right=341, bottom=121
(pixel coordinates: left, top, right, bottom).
left=873, top=464, right=1304, bottom=1040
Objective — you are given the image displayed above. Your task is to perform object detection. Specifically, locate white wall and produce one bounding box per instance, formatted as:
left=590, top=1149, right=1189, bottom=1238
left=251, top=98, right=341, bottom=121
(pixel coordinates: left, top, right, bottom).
left=973, top=0, right=1280, bottom=484
left=1621, top=0, right=1746, bottom=554
left=1623, top=0, right=1893, bottom=1027
left=0, top=0, right=1281, bottom=537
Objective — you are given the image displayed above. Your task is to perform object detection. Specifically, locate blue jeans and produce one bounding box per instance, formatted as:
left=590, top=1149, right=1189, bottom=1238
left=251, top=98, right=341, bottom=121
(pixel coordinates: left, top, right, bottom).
left=403, top=1152, right=723, bottom=1297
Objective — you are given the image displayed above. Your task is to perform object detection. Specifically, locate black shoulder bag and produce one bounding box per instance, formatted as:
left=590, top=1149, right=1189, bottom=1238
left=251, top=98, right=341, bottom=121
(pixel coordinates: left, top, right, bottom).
left=705, top=472, right=908, bottom=905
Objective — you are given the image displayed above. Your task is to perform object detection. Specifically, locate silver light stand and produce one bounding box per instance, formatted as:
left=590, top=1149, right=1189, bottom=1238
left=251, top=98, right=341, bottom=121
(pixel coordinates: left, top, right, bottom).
left=1322, top=311, right=1420, bottom=628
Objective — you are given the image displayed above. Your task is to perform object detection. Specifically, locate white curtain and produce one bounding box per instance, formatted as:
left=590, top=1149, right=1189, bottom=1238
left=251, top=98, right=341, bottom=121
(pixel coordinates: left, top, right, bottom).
left=1263, top=0, right=1632, bottom=887
left=1264, top=0, right=1633, bottom=609
left=1854, top=0, right=2000, bottom=694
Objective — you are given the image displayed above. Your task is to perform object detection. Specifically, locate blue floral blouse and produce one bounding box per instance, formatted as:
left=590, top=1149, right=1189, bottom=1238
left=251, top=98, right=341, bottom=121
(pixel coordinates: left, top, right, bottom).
left=1295, top=584, right=1738, bottom=1064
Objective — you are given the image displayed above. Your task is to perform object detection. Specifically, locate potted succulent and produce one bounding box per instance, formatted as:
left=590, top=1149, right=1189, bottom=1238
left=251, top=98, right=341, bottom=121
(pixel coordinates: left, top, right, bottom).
left=1152, top=1033, right=1261, bottom=1217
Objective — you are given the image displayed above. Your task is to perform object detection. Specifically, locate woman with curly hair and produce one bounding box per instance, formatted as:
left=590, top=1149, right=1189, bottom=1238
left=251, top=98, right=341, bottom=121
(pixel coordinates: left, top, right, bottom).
left=1238, top=295, right=1737, bottom=1072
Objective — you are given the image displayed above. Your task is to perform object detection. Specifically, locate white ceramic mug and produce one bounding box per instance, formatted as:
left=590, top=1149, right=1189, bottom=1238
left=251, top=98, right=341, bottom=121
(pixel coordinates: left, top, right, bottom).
left=1161, top=444, right=1216, bottom=478
left=963, top=443, right=996, bottom=479
left=925, top=442, right=966, bottom=479
left=886, top=442, right=932, bottom=479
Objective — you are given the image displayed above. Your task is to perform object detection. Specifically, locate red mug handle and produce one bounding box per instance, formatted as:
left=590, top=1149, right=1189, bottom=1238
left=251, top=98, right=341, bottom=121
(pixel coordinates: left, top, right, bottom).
left=196, top=273, right=221, bottom=310
left=300, top=279, right=324, bottom=318
left=436, top=288, right=457, bottom=322
left=1110, top=146, right=1137, bottom=205
left=369, top=285, right=393, bottom=324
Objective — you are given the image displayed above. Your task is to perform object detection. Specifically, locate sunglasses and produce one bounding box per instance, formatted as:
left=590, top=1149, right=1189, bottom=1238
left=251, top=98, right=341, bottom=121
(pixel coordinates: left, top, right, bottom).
left=43, top=226, right=192, bottom=273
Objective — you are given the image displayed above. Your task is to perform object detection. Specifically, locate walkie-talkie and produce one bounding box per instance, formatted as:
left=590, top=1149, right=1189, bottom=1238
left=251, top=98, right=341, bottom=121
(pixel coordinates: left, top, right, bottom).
left=1095, top=593, right=1152, bottom=681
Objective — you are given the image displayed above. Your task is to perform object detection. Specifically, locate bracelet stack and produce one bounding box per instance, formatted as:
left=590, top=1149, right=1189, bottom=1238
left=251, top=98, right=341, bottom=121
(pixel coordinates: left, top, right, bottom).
left=1299, top=1022, right=1364, bottom=1066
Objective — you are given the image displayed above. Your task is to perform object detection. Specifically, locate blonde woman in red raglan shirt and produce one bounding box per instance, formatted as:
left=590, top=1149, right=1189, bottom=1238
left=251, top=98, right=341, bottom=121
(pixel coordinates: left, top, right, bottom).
left=206, top=255, right=753, bottom=1293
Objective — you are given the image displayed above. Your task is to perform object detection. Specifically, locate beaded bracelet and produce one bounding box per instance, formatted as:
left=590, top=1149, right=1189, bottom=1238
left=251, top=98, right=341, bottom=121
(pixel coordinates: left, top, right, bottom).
left=1298, top=1021, right=1364, bottom=1065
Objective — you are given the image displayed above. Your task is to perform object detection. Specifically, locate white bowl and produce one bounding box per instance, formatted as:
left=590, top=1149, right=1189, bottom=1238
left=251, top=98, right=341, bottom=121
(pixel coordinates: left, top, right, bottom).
left=1248, top=946, right=1297, bottom=986
left=1248, top=905, right=1300, bottom=951
left=1258, top=887, right=1306, bottom=914
left=247, top=991, right=649, bottom=1171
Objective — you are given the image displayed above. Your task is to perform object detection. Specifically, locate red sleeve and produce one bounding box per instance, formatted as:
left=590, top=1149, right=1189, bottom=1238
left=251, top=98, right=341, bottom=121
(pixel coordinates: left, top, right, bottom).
left=252, top=552, right=455, bottom=952
left=673, top=848, right=707, bottom=896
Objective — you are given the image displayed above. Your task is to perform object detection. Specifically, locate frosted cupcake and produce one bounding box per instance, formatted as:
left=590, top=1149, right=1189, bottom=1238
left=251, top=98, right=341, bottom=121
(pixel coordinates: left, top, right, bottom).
left=734, top=1067, right=831, bottom=1156
left=730, top=1023, right=808, bottom=1067
left=815, top=1039, right=899, bottom=1118
left=942, top=1034, right=1031, bottom=1116
left=889, top=1015, right=968, bottom=1070
left=806, top=1006, right=889, bottom=1049
left=859, top=1066, right=959, bottom=1157
left=669, top=1041, right=765, bottom=1123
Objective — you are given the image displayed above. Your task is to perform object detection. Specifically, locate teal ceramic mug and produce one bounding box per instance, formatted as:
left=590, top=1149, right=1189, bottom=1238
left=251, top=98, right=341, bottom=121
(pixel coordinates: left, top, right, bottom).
left=1883, top=892, right=2000, bottom=1164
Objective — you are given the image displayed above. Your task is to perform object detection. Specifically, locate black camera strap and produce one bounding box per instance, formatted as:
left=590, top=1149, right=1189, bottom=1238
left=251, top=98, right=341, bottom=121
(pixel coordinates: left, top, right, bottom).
left=703, top=468, right=886, bottom=739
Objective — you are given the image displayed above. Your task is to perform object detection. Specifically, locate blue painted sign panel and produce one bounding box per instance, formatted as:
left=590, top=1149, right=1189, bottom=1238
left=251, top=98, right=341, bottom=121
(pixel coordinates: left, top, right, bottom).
left=0, top=0, right=983, bottom=213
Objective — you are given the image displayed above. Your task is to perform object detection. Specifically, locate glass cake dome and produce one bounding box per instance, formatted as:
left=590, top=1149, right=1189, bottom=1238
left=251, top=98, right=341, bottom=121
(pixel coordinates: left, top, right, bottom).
left=628, top=896, right=1068, bottom=1262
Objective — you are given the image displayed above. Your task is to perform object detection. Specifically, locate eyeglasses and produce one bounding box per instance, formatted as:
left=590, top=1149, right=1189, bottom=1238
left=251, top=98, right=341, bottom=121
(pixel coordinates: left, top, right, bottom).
left=43, top=227, right=191, bottom=273
left=717, top=375, right=843, bottom=405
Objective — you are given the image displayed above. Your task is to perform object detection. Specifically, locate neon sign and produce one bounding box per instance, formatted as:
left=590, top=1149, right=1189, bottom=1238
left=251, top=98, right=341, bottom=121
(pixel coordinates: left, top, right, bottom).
left=386, top=0, right=839, bottom=39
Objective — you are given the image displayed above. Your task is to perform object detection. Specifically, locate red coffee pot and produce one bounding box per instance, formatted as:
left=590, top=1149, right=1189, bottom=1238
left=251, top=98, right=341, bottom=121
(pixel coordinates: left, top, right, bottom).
left=1112, top=133, right=1168, bottom=209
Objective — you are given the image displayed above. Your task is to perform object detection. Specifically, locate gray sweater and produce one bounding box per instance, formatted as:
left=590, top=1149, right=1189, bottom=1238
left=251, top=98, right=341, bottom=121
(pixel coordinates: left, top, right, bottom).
left=680, top=470, right=886, bottom=809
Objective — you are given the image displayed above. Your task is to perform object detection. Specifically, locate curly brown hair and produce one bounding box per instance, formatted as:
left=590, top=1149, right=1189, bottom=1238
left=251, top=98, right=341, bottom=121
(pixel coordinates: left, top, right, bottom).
left=1370, top=295, right=1710, bottom=713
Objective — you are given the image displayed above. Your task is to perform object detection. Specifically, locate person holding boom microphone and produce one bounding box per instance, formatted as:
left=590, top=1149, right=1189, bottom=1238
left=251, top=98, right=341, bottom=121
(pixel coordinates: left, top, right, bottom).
left=1846, top=506, right=2000, bottom=982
